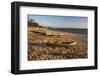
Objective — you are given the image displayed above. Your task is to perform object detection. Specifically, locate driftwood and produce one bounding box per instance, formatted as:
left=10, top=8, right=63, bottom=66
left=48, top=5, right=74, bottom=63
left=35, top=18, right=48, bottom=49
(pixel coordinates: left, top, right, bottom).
left=29, top=41, right=77, bottom=47
left=32, top=30, right=64, bottom=36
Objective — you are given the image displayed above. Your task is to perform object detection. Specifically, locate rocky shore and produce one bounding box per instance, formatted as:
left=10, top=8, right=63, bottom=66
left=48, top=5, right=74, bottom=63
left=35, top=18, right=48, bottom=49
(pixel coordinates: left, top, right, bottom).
left=28, top=27, right=88, bottom=61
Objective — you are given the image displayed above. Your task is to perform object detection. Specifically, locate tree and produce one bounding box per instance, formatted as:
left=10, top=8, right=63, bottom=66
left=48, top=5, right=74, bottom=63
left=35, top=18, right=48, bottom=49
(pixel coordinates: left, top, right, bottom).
left=28, top=19, right=39, bottom=27
left=28, top=19, right=35, bottom=24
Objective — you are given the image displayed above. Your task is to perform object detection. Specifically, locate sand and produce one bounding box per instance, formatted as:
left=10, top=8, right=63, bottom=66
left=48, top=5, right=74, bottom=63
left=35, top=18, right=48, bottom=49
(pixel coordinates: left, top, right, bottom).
left=28, top=27, right=88, bottom=61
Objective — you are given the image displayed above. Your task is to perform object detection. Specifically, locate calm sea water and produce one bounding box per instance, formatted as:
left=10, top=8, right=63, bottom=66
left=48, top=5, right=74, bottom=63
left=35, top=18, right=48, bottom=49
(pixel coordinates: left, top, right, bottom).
left=49, top=28, right=88, bottom=35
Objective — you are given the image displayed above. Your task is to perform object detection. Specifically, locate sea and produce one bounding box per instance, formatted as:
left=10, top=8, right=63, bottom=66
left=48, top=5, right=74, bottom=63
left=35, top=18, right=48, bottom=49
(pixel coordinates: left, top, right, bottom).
left=49, top=28, right=88, bottom=35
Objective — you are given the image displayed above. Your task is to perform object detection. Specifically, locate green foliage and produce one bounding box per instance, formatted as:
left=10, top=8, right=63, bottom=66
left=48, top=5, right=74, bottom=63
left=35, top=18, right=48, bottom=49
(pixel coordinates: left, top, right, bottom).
left=28, top=19, right=45, bottom=28
left=28, top=19, right=39, bottom=27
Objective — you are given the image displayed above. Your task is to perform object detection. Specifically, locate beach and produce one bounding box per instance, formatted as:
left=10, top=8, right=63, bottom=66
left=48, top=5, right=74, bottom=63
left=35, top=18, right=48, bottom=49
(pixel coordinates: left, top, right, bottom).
left=28, top=26, right=88, bottom=61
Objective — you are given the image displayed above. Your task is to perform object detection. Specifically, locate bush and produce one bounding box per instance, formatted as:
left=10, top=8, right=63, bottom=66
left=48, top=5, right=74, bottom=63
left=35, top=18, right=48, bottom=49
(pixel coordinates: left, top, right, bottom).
left=28, top=19, right=39, bottom=27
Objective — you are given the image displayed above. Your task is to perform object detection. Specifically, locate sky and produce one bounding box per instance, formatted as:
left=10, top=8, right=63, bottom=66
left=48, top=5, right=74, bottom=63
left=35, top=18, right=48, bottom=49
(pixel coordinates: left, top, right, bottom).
left=28, top=14, right=88, bottom=29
